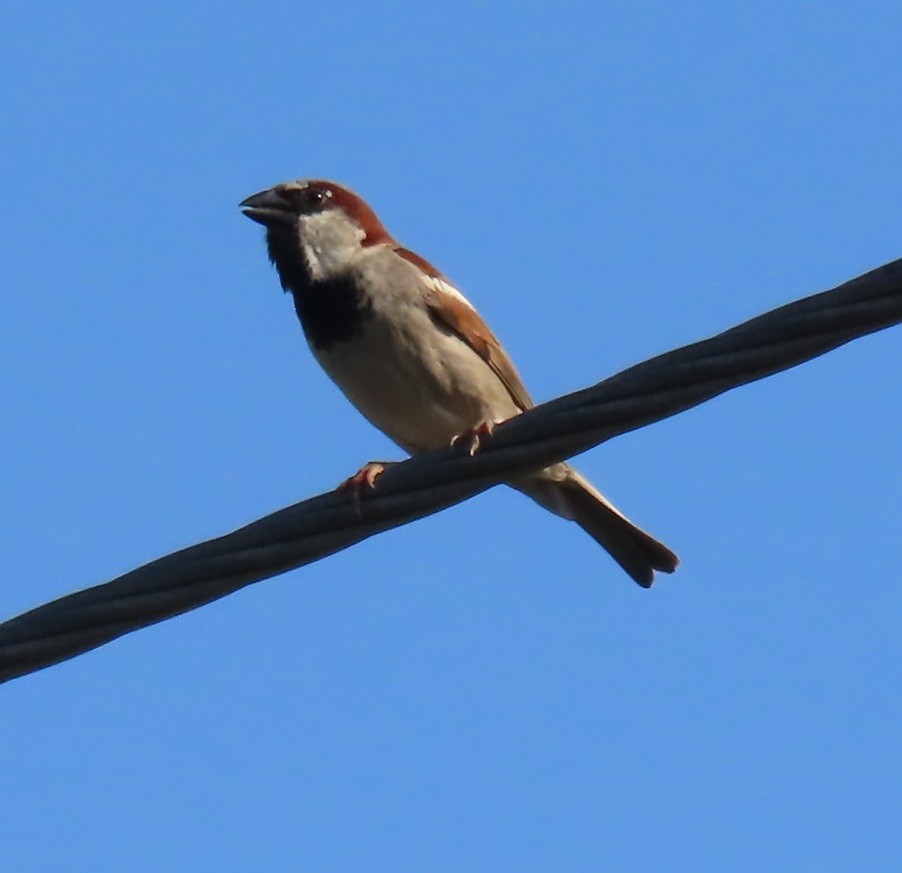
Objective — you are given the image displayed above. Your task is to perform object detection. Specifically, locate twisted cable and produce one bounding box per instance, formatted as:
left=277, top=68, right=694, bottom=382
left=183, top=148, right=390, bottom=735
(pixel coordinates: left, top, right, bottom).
left=2, top=258, right=900, bottom=684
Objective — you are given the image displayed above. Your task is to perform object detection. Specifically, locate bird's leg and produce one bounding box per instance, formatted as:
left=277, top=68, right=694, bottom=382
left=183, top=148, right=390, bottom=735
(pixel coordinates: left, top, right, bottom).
left=337, top=461, right=397, bottom=518
left=450, top=420, right=498, bottom=457
left=337, top=461, right=394, bottom=493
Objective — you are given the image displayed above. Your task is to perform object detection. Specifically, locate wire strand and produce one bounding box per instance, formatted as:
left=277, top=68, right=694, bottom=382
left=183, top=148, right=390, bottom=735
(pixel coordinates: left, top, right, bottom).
left=2, top=258, right=900, bottom=684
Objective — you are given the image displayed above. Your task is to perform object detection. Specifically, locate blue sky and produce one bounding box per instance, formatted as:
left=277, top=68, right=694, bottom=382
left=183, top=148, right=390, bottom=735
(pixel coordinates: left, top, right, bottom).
left=2, top=2, right=900, bottom=870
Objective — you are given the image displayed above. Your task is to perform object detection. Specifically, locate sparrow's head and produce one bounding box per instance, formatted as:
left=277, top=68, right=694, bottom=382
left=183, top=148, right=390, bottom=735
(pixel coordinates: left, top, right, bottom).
left=240, top=179, right=393, bottom=287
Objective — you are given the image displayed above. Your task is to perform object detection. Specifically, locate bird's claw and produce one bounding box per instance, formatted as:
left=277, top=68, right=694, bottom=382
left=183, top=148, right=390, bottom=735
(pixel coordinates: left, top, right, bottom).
left=337, top=461, right=390, bottom=493
left=450, top=420, right=497, bottom=456
left=337, top=461, right=395, bottom=518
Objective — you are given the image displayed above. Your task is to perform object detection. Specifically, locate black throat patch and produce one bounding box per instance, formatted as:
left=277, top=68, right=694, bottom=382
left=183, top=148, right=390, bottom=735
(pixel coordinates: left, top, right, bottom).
left=265, top=227, right=374, bottom=352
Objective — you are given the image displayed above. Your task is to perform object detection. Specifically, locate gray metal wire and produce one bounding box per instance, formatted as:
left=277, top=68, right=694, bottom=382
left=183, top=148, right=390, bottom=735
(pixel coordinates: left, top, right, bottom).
left=2, top=258, right=900, bottom=684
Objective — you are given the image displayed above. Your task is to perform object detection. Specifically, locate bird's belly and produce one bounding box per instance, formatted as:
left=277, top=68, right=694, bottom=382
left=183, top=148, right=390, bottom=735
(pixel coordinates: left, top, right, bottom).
left=311, top=314, right=520, bottom=454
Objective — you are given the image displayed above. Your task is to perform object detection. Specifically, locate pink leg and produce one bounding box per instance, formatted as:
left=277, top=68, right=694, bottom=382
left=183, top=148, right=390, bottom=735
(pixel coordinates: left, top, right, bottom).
left=450, top=420, right=498, bottom=457
left=336, top=461, right=393, bottom=493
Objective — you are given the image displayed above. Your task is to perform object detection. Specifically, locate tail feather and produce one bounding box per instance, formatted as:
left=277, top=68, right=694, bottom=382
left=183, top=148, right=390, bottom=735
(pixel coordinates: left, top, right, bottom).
left=511, top=465, right=678, bottom=588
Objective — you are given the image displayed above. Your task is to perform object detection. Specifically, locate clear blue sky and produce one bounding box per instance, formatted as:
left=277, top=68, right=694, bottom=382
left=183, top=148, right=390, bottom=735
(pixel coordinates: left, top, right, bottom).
left=2, top=3, right=900, bottom=870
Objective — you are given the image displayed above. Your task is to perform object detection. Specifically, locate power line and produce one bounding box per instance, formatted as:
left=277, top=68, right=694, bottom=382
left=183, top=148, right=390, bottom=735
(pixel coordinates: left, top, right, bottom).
left=1, top=258, right=900, bottom=684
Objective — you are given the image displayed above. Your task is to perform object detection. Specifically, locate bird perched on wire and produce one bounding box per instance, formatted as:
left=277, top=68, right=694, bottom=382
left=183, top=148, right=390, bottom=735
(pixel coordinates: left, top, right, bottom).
left=240, top=179, right=678, bottom=586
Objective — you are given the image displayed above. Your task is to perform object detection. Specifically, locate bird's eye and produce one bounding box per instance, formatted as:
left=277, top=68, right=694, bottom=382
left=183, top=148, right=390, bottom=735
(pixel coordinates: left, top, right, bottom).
left=303, top=187, right=332, bottom=211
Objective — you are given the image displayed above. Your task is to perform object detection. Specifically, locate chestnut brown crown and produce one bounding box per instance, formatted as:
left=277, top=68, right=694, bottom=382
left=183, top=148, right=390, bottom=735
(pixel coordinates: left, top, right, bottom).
left=240, top=179, right=393, bottom=246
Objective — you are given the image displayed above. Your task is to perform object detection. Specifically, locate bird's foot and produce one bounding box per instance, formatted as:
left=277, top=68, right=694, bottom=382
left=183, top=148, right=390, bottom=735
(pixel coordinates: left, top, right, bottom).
left=337, top=461, right=396, bottom=518
left=337, top=461, right=393, bottom=493
left=450, top=420, right=498, bottom=457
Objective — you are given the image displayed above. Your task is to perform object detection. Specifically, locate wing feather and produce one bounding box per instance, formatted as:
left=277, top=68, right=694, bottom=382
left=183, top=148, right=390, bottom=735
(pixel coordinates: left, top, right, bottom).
left=394, top=246, right=534, bottom=412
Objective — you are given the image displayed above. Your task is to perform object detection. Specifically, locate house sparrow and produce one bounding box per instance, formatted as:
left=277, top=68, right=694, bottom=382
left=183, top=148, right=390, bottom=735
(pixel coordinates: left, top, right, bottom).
left=240, top=179, right=678, bottom=586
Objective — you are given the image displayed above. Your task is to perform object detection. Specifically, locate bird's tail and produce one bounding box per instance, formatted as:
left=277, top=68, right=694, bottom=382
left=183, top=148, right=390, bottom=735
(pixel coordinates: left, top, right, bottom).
left=511, top=464, right=679, bottom=588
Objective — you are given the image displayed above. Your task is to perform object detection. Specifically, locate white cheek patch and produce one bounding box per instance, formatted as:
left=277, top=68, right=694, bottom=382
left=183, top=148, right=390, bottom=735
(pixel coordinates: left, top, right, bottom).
left=299, top=211, right=366, bottom=281
left=301, top=239, right=328, bottom=281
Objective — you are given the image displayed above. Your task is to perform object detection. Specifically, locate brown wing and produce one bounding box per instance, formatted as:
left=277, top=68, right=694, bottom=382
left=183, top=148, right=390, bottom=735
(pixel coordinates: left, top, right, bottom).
left=394, top=246, right=534, bottom=412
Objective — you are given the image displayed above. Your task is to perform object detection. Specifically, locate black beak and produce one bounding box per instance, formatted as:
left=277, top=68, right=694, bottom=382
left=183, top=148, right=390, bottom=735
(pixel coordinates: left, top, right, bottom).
left=239, top=187, right=294, bottom=227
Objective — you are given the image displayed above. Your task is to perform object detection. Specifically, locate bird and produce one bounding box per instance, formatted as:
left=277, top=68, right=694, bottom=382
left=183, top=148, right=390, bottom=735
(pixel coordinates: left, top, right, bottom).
left=239, top=179, right=678, bottom=586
